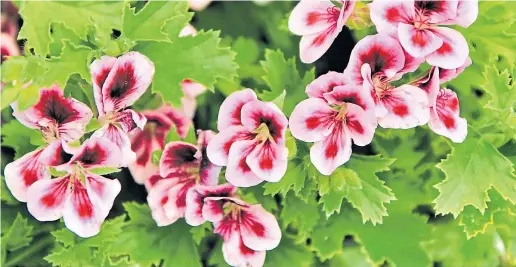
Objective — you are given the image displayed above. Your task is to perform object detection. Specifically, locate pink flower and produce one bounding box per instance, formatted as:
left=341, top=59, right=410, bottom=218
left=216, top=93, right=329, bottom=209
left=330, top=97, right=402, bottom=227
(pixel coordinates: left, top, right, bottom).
left=289, top=0, right=355, bottom=63
left=344, top=33, right=429, bottom=129
left=1, top=32, right=19, bottom=63
left=26, top=138, right=122, bottom=238
left=90, top=51, right=155, bottom=166
left=413, top=64, right=468, bottom=143
left=289, top=72, right=377, bottom=175
left=128, top=105, right=192, bottom=185
left=5, top=86, right=93, bottom=202
left=147, top=130, right=221, bottom=226
left=185, top=183, right=237, bottom=226
left=207, top=89, right=289, bottom=187
left=369, top=0, right=477, bottom=69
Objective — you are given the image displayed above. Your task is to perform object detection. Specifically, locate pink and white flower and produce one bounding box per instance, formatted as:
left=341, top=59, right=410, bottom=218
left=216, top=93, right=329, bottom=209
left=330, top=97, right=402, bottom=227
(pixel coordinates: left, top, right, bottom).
left=413, top=65, right=468, bottom=143
left=289, top=0, right=356, bottom=63
left=27, top=138, right=122, bottom=238
left=128, top=105, right=192, bottom=186
left=211, top=196, right=281, bottom=267
left=289, top=72, right=377, bottom=175
left=207, top=89, right=289, bottom=187
left=185, top=183, right=237, bottom=226
left=147, top=130, right=221, bottom=226
left=369, top=0, right=477, bottom=69
left=90, top=51, right=155, bottom=166
left=5, top=86, right=93, bottom=202
left=344, top=33, right=429, bottom=129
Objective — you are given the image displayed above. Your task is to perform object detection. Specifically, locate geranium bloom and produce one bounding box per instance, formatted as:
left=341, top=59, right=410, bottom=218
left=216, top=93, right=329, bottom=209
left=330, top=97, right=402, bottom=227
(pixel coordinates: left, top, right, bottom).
left=369, top=0, right=478, bottom=69
left=186, top=184, right=281, bottom=267
left=413, top=63, right=468, bottom=143
left=207, top=89, right=289, bottom=187
left=27, top=138, right=122, bottom=238
left=289, top=0, right=355, bottom=63
left=147, top=130, right=221, bottom=226
left=289, top=72, right=377, bottom=175
left=5, top=86, right=92, bottom=202
left=344, top=33, right=429, bottom=129
left=128, top=105, right=191, bottom=185
left=90, top=51, right=155, bottom=166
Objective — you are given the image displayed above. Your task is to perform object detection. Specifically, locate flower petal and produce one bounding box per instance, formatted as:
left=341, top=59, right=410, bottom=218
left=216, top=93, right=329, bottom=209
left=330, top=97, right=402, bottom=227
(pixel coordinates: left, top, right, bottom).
left=62, top=179, right=108, bottom=238
left=207, top=125, right=255, bottom=166
left=159, top=105, right=192, bottom=139
left=397, top=23, right=443, bottom=58
left=85, top=172, right=121, bottom=218
left=39, top=140, right=73, bottom=166
left=310, top=123, right=352, bottom=176
left=299, top=24, right=342, bottom=64
left=179, top=24, right=198, bottom=37
left=101, top=52, right=155, bottom=113
left=189, top=0, right=211, bottom=11
left=90, top=56, right=117, bottom=115
left=185, top=183, right=236, bottom=226
left=446, top=0, right=478, bottom=27
left=217, top=89, right=257, bottom=130
left=426, top=27, right=469, bottom=69
left=289, top=98, right=336, bottom=143
left=63, top=136, right=123, bottom=170
left=305, top=71, right=351, bottom=100
left=114, top=109, right=147, bottom=132
left=344, top=33, right=406, bottom=84
left=428, top=88, right=467, bottom=143
left=345, top=103, right=377, bottom=146
left=181, top=79, right=206, bottom=99
left=378, top=84, right=430, bottom=129
left=159, top=141, right=199, bottom=178
left=246, top=141, right=288, bottom=182
left=438, top=56, right=472, bottom=83
left=90, top=125, right=134, bottom=167
left=1, top=33, right=20, bottom=62
left=4, top=149, right=49, bottom=202
left=147, top=178, right=182, bottom=226
left=27, top=176, right=70, bottom=221
left=222, top=230, right=266, bottom=267
left=369, top=0, right=415, bottom=34
left=196, top=130, right=222, bottom=186
left=241, top=100, right=288, bottom=143
left=416, top=0, right=458, bottom=24
left=323, top=84, right=375, bottom=112
left=163, top=180, right=196, bottom=222
left=289, top=0, right=338, bottom=35
left=413, top=67, right=440, bottom=107
left=240, top=204, right=282, bottom=251
left=225, top=140, right=263, bottom=187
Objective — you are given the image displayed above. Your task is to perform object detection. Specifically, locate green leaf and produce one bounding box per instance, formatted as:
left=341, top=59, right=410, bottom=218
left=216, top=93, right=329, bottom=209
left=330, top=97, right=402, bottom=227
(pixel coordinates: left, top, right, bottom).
left=41, top=41, right=93, bottom=88
left=151, top=150, right=163, bottom=165
left=190, top=222, right=212, bottom=245
left=85, top=118, right=102, bottom=133
left=122, top=1, right=192, bottom=42
left=263, top=236, right=314, bottom=267
left=434, top=135, right=516, bottom=217
left=1, top=120, right=40, bottom=159
left=1, top=213, right=33, bottom=252
left=107, top=202, right=202, bottom=267
left=0, top=176, right=18, bottom=205
left=17, top=83, right=41, bottom=111
left=18, top=1, right=124, bottom=55
left=50, top=167, right=68, bottom=177
left=0, top=84, right=22, bottom=110
left=329, top=247, right=374, bottom=267
left=137, top=30, right=238, bottom=106
left=285, top=130, right=297, bottom=160
left=280, top=193, right=321, bottom=240
left=259, top=49, right=314, bottom=116
left=319, top=168, right=363, bottom=217
left=88, top=167, right=122, bottom=176
left=165, top=125, right=182, bottom=144
left=263, top=162, right=306, bottom=197
left=183, top=126, right=197, bottom=144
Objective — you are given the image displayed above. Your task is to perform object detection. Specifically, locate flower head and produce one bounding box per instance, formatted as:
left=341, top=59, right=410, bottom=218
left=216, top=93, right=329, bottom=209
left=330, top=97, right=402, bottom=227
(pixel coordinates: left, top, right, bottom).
left=90, top=51, right=155, bottom=166
left=289, top=72, right=377, bottom=175
left=369, top=0, right=477, bottom=69
left=207, top=89, right=289, bottom=187
left=6, top=86, right=93, bottom=202
left=147, top=130, right=221, bottom=226
left=344, top=34, right=429, bottom=129
left=26, top=138, right=122, bottom=238
left=289, top=0, right=356, bottom=63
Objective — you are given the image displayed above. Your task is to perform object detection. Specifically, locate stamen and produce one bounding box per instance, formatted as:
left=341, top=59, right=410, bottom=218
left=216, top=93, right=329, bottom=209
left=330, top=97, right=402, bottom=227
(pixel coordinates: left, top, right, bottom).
left=335, top=104, right=348, bottom=120
left=254, top=123, right=273, bottom=143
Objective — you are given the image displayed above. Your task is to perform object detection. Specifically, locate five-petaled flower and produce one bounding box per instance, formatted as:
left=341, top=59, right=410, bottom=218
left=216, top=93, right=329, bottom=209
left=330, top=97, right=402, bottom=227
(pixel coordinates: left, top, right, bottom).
left=26, top=137, right=122, bottom=238
left=289, top=72, right=378, bottom=175
left=344, top=33, right=430, bottom=129
left=128, top=105, right=192, bottom=186
left=289, top=0, right=355, bottom=63
left=147, top=130, right=221, bottom=226
left=369, top=0, right=477, bottom=69
left=90, top=51, right=155, bottom=167
left=6, top=85, right=93, bottom=202
left=412, top=59, right=470, bottom=143
left=186, top=183, right=281, bottom=267
left=207, top=89, right=289, bottom=187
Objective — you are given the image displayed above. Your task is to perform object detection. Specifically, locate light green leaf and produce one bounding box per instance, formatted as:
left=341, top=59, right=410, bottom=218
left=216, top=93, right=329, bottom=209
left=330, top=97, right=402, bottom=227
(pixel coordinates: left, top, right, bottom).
left=263, top=236, right=314, bottom=267
left=280, top=193, right=321, bottom=239
left=85, top=118, right=102, bottom=133
left=183, top=126, right=197, bottom=144
left=263, top=162, right=306, bottom=197
left=1, top=213, right=33, bottom=251
left=190, top=222, right=212, bottom=245
left=1, top=120, right=40, bottom=159
left=17, top=83, right=40, bottom=111
left=151, top=150, right=163, bottom=165
left=0, top=84, right=22, bottom=110
left=41, top=41, right=93, bottom=88
left=88, top=167, right=122, bottom=176
left=434, top=135, right=516, bottom=217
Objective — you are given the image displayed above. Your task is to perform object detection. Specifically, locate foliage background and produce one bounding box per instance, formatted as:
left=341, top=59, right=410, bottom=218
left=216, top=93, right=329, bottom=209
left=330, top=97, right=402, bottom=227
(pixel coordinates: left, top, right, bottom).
left=1, top=1, right=515, bottom=267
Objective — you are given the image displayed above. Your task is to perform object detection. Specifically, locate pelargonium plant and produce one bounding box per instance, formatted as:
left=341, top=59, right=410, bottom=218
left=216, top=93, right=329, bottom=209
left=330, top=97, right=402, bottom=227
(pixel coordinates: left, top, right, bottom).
left=1, top=1, right=516, bottom=267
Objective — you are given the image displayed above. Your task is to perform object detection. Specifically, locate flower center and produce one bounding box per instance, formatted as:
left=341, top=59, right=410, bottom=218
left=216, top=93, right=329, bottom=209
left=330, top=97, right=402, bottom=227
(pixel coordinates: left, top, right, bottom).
left=326, top=6, right=341, bottom=24
left=413, top=11, right=431, bottom=29
left=223, top=202, right=242, bottom=219
left=254, top=123, right=273, bottom=143
left=98, top=112, right=118, bottom=126
left=372, top=74, right=394, bottom=99
left=335, top=103, right=348, bottom=121
left=41, top=122, right=60, bottom=143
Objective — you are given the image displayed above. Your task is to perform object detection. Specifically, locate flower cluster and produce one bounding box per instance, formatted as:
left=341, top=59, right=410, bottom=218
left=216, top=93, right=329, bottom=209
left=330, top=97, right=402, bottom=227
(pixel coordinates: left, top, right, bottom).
left=288, top=0, right=476, bottom=175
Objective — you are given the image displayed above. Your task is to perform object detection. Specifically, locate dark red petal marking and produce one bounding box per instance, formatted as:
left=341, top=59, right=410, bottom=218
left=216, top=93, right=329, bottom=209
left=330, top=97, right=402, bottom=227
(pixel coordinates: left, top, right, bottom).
left=306, top=116, right=323, bottom=130
left=161, top=196, right=169, bottom=205
left=306, top=11, right=321, bottom=25
left=325, top=124, right=344, bottom=159
left=386, top=7, right=402, bottom=22
left=19, top=150, right=45, bottom=186
left=412, top=31, right=428, bottom=47
left=107, top=63, right=137, bottom=100
left=40, top=178, right=70, bottom=208
left=393, top=105, right=409, bottom=117
left=71, top=180, right=94, bottom=218
left=174, top=181, right=195, bottom=209
left=239, top=238, right=257, bottom=256
left=87, top=176, right=105, bottom=196
left=96, top=68, right=112, bottom=89
left=258, top=143, right=275, bottom=171
left=240, top=209, right=266, bottom=237
left=34, top=89, right=81, bottom=124
left=449, top=97, right=459, bottom=111
left=347, top=116, right=365, bottom=134
left=359, top=45, right=393, bottom=75
left=435, top=42, right=452, bottom=55
left=442, top=113, right=456, bottom=129
left=76, top=142, right=108, bottom=166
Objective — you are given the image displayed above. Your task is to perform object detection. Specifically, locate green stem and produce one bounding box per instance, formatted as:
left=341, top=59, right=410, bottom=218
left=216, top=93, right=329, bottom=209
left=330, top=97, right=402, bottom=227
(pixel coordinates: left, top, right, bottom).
left=4, top=235, right=55, bottom=267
